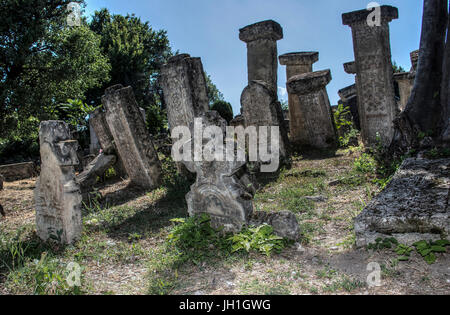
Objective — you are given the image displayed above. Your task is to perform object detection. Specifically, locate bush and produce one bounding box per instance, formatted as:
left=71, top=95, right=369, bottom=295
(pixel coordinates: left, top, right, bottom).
left=211, top=100, right=234, bottom=124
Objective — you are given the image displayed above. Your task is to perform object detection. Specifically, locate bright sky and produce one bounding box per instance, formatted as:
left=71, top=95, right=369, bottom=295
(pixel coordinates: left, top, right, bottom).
left=85, top=0, right=423, bottom=115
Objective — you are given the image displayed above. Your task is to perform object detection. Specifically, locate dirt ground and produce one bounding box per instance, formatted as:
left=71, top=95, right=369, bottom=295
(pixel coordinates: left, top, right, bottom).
left=0, top=150, right=449, bottom=295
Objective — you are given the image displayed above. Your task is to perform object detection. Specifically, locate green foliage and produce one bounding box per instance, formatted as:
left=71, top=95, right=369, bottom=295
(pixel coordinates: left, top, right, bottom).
left=334, top=103, right=353, bottom=131
left=59, top=99, right=101, bottom=130
left=205, top=73, right=224, bottom=105
left=392, top=61, right=406, bottom=74
left=367, top=238, right=449, bottom=265
left=211, top=100, right=234, bottom=124
left=228, top=224, right=289, bottom=257
left=413, top=240, right=449, bottom=265
left=353, top=153, right=377, bottom=174
left=366, top=237, right=399, bottom=250
left=280, top=99, right=289, bottom=112
left=88, top=9, right=172, bottom=134
left=167, top=214, right=230, bottom=264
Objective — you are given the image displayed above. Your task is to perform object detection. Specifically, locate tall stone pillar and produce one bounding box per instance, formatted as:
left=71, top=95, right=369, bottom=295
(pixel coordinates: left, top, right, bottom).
left=239, top=20, right=283, bottom=94
left=102, top=85, right=162, bottom=189
left=286, top=70, right=337, bottom=149
left=35, top=121, right=82, bottom=244
left=160, top=54, right=210, bottom=131
left=393, top=49, right=419, bottom=112
left=279, top=52, right=319, bottom=145
left=342, top=6, right=398, bottom=147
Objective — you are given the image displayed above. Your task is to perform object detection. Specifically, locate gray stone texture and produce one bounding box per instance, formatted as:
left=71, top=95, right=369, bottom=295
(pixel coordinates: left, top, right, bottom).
left=102, top=85, right=162, bottom=189
left=184, top=112, right=255, bottom=233
left=90, top=108, right=127, bottom=178
left=355, top=158, right=450, bottom=247
left=394, top=72, right=413, bottom=112
left=339, top=84, right=361, bottom=130
left=287, top=70, right=337, bottom=149
left=279, top=52, right=320, bottom=146
left=160, top=54, right=210, bottom=131
left=76, top=154, right=117, bottom=195
left=343, top=6, right=398, bottom=147
left=240, top=80, right=290, bottom=161
left=239, top=20, right=283, bottom=94
left=249, top=211, right=300, bottom=241
left=0, top=162, right=37, bottom=181
left=35, top=121, right=82, bottom=244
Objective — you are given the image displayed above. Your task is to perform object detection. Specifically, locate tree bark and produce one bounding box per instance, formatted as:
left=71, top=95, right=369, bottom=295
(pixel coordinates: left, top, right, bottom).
left=441, top=2, right=450, bottom=142
left=391, top=0, right=448, bottom=152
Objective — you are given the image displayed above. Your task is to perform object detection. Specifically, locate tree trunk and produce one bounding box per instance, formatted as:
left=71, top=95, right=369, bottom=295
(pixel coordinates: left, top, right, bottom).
left=441, top=2, right=450, bottom=142
left=391, top=0, right=448, bottom=152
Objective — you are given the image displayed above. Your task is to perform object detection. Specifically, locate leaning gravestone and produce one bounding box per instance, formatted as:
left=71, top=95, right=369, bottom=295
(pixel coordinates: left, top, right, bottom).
left=102, top=85, right=162, bottom=189
left=35, top=121, right=82, bottom=244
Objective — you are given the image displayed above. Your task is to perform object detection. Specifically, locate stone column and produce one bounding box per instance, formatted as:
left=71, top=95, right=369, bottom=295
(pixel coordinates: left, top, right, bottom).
left=342, top=6, right=398, bottom=147
left=160, top=54, right=210, bottom=131
left=394, top=72, right=413, bottom=112
left=279, top=52, right=319, bottom=145
left=102, top=85, right=162, bottom=189
left=287, top=70, right=337, bottom=149
left=89, top=119, right=101, bottom=155
left=35, top=121, right=82, bottom=244
left=239, top=20, right=283, bottom=93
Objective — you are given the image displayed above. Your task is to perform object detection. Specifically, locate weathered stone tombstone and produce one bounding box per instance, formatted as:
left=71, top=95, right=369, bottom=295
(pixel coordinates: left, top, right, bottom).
left=338, top=84, right=360, bottom=130
left=279, top=52, right=319, bottom=145
left=160, top=54, right=210, bottom=132
left=0, top=174, right=4, bottom=190
left=343, top=6, right=399, bottom=147
left=393, top=50, right=419, bottom=112
left=102, top=85, right=162, bottom=189
left=0, top=162, right=37, bottom=181
left=239, top=20, right=283, bottom=94
left=89, top=119, right=101, bottom=155
left=286, top=70, right=337, bottom=149
left=90, top=107, right=127, bottom=179
left=355, top=157, right=450, bottom=247
left=35, top=121, right=82, bottom=244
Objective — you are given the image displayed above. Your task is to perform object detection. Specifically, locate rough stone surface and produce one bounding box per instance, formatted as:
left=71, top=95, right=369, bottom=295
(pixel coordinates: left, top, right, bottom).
left=249, top=211, right=300, bottom=241
left=184, top=112, right=255, bottom=233
left=279, top=52, right=320, bottom=146
left=410, top=49, right=419, bottom=71
left=102, top=85, right=162, bottom=189
left=339, top=84, right=360, bottom=130
left=394, top=72, right=413, bottom=112
left=355, top=158, right=450, bottom=247
left=89, top=119, right=101, bottom=155
left=0, top=174, right=3, bottom=190
left=0, top=162, right=37, bottom=182
left=35, top=121, right=82, bottom=244
left=90, top=108, right=127, bottom=178
left=241, top=80, right=290, bottom=161
left=343, top=6, right=398, bottom=147
left=287, top=70, right=337, bottom=149
left=160, top=54, right=210, bottom=131
left=343, top=61, right=356, bottom=74
left=240, top=20, right=283, bottom=93
left=76, top=154, right=116, bottom=194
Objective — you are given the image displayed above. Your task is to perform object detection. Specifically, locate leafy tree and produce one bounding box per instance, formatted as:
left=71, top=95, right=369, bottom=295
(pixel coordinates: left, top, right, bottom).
left=0, top=0, right=110, bottom=142
left=211, top=100, right=234, bottom=124
left=205, top=73, right=224, bottom=105
left=88, top=9, right=172, bottom=134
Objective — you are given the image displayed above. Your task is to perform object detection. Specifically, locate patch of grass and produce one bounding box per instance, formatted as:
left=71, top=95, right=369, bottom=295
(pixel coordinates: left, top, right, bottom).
left=323, top=277, right=366, bottom=293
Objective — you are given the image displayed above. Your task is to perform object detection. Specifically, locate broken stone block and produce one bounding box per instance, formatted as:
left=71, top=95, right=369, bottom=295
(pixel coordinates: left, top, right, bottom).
left=184, top=111, right=254, bottom=233
left=89, top=118, right=101, bottom=155
left=343, top=61, right=356, bottom=75
left=343, top=6, right=398, bottom=147
left=241, top=80, right=290, bottom=163
left=102, top=85, right=162, bottom=189
left=76, top=154, right=117, bottom=195
left=355, top=158, right=450, bottom=247
left=90, top=108, right=127, bottom=178
left=239, top=20, right=283, bottom=94
left=0, top=162, right=37, bottom=181
left=249, top=211, right=300, bottom=241
left=279, top=52, right=320, bottom=146
left=410, top=49, right=419, bottom=72
left=287, top=70, right=338, bottom=149
left=35, top=121, right=82, bottom=244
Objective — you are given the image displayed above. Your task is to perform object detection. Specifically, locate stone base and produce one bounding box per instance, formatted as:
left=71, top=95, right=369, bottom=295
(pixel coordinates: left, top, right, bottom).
left=355, top=158, right=450, bottom=247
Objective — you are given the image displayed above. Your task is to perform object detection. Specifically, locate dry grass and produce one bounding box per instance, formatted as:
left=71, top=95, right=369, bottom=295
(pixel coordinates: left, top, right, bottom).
left=0, top=149, right=449, bottom=295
